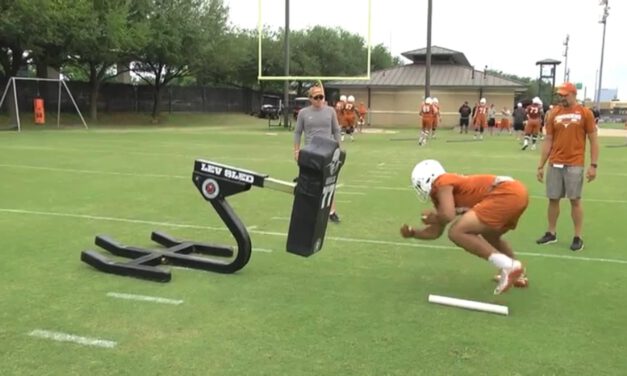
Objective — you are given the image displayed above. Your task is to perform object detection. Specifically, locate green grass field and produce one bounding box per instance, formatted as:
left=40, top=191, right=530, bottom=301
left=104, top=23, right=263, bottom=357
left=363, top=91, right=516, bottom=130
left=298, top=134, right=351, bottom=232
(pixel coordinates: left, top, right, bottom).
left=1, top=115, right=627, bottom=376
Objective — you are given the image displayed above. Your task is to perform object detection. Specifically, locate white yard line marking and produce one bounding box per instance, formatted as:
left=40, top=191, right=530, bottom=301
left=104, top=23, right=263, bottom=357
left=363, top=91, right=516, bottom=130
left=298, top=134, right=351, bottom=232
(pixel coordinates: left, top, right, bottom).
left=106, top=292, right=183, bottom=305
left=0, top=208, right=225, bottom=231
left=344, top=184, right=407, bottom=191
left=0, top=163, right=187, bottom=179
left=28, top=329, right=117, bottom=349
left=341, top=184, right=627, bottom=203
left=528, top=195, right=627, bottom=204
left=515, top=251, right=627, bottom=264
left=3, top=208, right=627, bottom=266
left=3, top=163, right=626, bottom=199
left=271, top=216, right=290, bottom=220
left=247, top=225, right=258, bottom=231
left=373, top=172, right=398, bottom=176
left=351, top=180, right=379, bottom=184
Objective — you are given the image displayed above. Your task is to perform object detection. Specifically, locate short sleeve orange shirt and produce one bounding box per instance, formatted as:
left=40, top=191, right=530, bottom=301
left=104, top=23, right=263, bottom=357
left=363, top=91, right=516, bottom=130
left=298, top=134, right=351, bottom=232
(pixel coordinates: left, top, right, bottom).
left=430, top=173, right=496, bottom=210
left=546, top=104, right=596, bottom=166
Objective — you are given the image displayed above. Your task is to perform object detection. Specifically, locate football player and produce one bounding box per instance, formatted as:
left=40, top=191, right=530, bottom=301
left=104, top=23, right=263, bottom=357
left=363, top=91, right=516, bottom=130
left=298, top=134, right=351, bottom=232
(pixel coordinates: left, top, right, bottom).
left=400, top=159, right=529, bottom=294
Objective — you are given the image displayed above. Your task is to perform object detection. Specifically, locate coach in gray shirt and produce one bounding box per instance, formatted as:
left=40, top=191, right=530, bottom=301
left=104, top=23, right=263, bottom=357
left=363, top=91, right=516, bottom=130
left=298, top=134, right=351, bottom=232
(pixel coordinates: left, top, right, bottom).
left=293, top=85, right=342, bottom=222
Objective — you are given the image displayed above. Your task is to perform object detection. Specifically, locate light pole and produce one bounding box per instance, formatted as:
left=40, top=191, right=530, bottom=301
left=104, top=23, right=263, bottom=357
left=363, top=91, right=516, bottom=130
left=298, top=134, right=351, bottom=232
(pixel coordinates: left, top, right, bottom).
left=283, top=0, right=290, bottom=128
left=595, top=0, right=610, bottom=111
left=562, top=34, right=569, bottom=82
left=425, top=0, right=432, bottom=99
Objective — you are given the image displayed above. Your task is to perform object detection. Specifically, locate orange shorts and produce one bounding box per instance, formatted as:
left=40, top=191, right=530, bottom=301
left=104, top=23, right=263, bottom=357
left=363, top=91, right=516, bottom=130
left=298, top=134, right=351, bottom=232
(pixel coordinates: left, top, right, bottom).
left=500, top=119, right=510, bottom=129
left=525, top=119, right=541, bottom=134
left=422, top=117, right=434, bottom=130
left=473, top=117, right=487, bottom=129
left=472, top=180, right=529, bottom=231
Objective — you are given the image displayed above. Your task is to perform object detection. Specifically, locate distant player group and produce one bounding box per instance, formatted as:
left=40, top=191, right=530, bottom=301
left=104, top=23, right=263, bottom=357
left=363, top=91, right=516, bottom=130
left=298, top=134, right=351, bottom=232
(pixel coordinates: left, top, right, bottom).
left=417, top=96, right=441, bottom=145
left=419, top=95, right=554, bottom=152
left=334, top=94, right=368, bottom=142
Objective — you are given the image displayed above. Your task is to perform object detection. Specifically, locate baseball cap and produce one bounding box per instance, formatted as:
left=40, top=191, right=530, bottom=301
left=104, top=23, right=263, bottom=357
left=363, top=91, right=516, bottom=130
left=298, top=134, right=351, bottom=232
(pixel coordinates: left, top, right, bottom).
left=557, top=82, right=577, bottom=96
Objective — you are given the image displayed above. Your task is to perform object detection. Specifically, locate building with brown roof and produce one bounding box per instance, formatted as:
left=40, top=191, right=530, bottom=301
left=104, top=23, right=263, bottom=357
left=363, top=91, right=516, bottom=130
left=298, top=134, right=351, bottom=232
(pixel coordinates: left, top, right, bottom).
left=327, top=46, right=526, bottom=127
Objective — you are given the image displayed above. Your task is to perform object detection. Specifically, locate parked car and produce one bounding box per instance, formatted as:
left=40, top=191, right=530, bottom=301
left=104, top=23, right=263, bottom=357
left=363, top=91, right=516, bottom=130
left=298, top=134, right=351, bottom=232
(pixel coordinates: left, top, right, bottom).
left=258, top=95, right=281, bottom=119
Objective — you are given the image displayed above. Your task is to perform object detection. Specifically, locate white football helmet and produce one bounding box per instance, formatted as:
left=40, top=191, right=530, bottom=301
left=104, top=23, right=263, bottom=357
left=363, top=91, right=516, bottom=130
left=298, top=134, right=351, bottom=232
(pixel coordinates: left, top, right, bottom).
left=347, top=95, right=355, bottom=103
left=480, top=98, right=487, bottom=105
left=425, top=97, right=433, bottom=105
left=432, top=97, right=439, bottom=104
left=517, top=102, right=522, bottom=108
left=532, top=97, right=542, bottom=105
left=340, top=95, right=347, bottom=102
left=411, top=159, right=445, bottom=201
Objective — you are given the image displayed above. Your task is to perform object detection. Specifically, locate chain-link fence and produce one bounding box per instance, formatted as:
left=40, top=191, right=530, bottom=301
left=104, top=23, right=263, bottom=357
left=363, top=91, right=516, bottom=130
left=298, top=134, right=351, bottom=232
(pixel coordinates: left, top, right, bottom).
left=1, top=79, right=269, bottom=115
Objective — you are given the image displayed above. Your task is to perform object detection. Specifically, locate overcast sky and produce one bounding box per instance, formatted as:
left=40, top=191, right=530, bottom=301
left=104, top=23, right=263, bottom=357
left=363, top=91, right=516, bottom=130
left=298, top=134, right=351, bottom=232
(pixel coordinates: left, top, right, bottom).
left=224, top=0, right=625, bottom=100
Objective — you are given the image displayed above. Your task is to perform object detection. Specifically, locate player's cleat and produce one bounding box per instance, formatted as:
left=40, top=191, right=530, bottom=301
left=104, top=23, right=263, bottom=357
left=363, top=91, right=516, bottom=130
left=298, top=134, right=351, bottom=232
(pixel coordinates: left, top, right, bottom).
left=570, top=236, right=584, bottom=251
left=536, top=232, right=557, bottom=245
left=521, top=144, right=529, bottom=150
left=493, top=272, right=529, bottom=288
left=494, top=260, right=523, bottom=295
left=531, top=144, right=536, bottom=151
left=329, top=212, right=341, bottom=224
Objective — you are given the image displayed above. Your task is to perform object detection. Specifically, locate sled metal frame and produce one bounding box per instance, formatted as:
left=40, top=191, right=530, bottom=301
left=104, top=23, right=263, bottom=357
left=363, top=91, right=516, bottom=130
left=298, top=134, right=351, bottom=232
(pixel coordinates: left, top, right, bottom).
left=80, top=160, right=295, bottom=282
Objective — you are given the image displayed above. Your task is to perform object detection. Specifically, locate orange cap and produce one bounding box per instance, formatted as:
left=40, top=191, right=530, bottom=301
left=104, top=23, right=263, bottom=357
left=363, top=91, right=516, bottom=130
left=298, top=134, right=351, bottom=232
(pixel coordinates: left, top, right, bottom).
left=557, top=82, right=577, bottom=95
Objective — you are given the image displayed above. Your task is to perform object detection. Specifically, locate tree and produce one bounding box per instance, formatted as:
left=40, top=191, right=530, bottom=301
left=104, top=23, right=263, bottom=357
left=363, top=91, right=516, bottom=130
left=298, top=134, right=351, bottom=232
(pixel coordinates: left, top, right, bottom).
left=131, top=0, right=228, bottom=121
left=191, top=24, right=399, bottom=98
left=288, top=27, right=398, bottom=95
left=0, top=0, right=52, bottom=80
left=64, top=0, right=149, bottom=120
left=371, top=43, right=402, bottom=71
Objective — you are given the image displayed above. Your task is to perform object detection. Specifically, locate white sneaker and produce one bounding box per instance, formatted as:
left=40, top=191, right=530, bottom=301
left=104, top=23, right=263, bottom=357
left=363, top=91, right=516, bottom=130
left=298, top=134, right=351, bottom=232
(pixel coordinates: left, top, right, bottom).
left=341, top=135, right=345, bottom=142
left=531, top=144, right=536, bottom=150
left=494, top=260, right=523, bottom=295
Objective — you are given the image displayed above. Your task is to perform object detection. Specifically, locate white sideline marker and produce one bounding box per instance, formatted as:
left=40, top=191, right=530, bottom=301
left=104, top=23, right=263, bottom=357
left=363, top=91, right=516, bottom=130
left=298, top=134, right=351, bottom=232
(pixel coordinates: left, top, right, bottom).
left=253, top=248, right=273, bottom=253
left=428, top=294, right=509, bottom=316
left=28, top=329, right=117, bottom=348
left=106, top=292, right=183, bottom=305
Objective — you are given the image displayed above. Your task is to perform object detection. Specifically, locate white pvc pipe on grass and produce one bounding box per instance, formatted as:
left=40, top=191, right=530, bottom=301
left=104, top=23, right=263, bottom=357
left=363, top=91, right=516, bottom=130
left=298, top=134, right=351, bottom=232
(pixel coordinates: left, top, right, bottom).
left=428, top=294, right=509, bottom=316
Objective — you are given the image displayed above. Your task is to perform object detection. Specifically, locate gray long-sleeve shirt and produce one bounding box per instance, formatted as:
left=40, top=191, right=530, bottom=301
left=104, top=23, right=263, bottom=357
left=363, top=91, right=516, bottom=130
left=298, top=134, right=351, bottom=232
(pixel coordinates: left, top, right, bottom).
left=293, top=105, right=341, bottom=146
